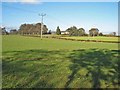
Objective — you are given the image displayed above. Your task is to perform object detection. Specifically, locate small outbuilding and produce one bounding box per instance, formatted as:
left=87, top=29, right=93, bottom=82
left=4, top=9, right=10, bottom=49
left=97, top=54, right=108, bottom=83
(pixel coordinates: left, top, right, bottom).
left=61, top=31, right=69, bottom=35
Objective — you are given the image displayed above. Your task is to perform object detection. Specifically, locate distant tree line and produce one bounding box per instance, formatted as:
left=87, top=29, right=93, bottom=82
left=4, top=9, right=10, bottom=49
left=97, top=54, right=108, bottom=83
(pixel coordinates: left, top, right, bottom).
left=56, top=26, right=117, bottom=37
left=0, top=23, right=49, bottom=35
left=56, top=26, right=99, bottom=36
left=66, top=26, right=86, bottom=36
left=0, top=24, right=117, bottom=37
left=18, top=23, right=48, bottom=35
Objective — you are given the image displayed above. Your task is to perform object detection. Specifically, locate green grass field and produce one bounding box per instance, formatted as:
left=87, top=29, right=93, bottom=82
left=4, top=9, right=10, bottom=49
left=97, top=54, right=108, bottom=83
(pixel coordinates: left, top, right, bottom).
left=2, top=35, right=120, bottom=88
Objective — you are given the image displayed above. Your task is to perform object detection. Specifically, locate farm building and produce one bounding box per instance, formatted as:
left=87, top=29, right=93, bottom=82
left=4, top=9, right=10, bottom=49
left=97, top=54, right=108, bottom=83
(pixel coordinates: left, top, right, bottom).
left=10, top=29, right=18, bottom=34
left=61, top=31, right=69, bottom=35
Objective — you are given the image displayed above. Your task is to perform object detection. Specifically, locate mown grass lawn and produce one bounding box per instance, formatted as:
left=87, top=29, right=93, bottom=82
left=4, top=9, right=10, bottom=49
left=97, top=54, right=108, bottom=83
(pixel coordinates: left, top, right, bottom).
left=2, top=35, right=120, bottom=88
left=60, top=36, right=119, bottom=42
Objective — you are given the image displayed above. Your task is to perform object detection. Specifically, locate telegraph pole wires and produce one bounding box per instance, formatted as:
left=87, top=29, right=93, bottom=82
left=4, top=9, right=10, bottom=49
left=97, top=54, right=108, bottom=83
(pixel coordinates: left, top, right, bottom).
left=39, top=13, right=46, bottom=40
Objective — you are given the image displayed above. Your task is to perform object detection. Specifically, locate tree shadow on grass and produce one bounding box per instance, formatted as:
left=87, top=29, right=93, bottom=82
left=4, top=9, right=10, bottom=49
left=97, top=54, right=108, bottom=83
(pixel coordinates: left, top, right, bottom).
left=2, top=49, right=120, bottom=88
left=65, top=49, right=119, bottom=88
left=2, top=49, right=68, bottom=88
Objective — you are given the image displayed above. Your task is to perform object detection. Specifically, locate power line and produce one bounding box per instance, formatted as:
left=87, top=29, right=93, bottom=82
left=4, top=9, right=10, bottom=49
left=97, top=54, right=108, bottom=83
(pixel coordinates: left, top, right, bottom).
left=2, top=4, right=117, bottom=34
left=47, top=14, right=73, bottom=28
left=2, top=4, right=38, bottom=14
left=2, top=4, right=84, bottom=31
left=2, top=4, right=73, bottom=28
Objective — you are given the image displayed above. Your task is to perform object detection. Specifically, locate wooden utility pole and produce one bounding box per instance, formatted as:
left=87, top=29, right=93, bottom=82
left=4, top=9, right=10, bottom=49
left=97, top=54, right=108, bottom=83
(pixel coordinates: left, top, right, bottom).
left=39, top=13, right=46, bottom=40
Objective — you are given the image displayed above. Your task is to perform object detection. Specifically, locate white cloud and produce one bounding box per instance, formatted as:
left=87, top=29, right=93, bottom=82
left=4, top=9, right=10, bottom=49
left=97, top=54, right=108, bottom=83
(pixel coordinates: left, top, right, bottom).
left=2, top=0, right=42, bottom=4
left=1, top=0, right=17, bottom=2
left=21, top=0, right=38, bottom=2
left=2, top=0, right=119, bottom=2
left=20, top=0, right=41, bottom=4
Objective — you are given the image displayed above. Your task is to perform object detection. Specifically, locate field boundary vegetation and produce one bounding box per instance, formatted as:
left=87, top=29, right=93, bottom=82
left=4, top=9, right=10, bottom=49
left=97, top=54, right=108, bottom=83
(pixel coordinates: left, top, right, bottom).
left=19, top=35, right=120, bottom=43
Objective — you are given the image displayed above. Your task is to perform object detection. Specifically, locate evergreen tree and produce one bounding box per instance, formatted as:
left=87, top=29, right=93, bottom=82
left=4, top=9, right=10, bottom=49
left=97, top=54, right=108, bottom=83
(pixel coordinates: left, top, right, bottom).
left=56, top=26, right=61, bottom=35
